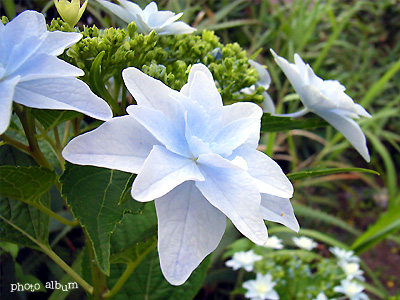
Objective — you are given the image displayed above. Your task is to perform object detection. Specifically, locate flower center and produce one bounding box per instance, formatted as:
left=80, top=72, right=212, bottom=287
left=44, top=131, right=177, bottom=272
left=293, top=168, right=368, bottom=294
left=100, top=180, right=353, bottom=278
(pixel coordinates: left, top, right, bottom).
left=255, top=282, right=271, bottom=295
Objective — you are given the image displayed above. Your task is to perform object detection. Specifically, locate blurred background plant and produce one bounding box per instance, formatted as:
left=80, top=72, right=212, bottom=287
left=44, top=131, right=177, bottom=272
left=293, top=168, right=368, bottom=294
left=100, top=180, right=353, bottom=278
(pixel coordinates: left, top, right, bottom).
left=0, top=0, right=399, bottom=299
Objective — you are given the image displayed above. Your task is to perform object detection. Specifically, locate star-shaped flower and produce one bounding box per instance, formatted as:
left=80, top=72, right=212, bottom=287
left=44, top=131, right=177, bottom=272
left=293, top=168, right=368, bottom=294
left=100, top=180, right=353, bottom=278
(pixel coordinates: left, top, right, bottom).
left=330, top=246, right=360, bottom=263
left=292, top=236, right=317, bottom=251
left=96, top=0, right=196, bottom=35
left=271, top=49, right=371, bottom=161
left=62, top=63, right=299, bottom=285
left=262, top=236, right=283, bottom=249
left=339, top=261, right=365, bottom=281
left=243, top=273, right=280, bottom=300
left=333, top=279, right=369, bottom=300
left=0, top=10, right=112, bottom=135
left=225, top=250, right=263, bottom=272
left=54, top=0, right=88, bottom=27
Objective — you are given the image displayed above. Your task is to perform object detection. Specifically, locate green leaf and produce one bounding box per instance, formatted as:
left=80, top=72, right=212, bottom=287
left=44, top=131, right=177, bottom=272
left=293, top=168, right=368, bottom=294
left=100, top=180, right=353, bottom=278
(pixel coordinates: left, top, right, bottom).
left=31, top=109, right=81, bottom=131
left=260, top=114, right=327, bottom=132
left=119, top=173, right=140, bottom=206
left=110, top=235, right=157, bottom=265
left=0, top=146, right=50, bottom=249
left=0, top=166, right=57, bottom=204
left=351, top=205, right=400, bottom=254
left=107, top=205, right=210, bottom=300
left=60, top=163, right=141, bottom=275
left=287, top=167, right=379, bottom=181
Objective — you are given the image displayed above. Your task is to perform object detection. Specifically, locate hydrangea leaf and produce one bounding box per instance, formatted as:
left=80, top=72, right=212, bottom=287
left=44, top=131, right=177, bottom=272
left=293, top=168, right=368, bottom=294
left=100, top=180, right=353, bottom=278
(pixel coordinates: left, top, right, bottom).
left=0, top=146, right=50, bottom=249
left=31, top=109, right=81, bottom=131
left=60, top=162, right=143, bottom=275
left=0, top=166, right=57, bottom=204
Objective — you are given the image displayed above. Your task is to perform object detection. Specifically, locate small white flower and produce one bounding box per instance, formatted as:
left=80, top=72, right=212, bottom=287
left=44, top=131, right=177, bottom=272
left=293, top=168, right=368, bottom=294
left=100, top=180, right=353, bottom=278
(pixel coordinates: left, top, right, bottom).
left=225, top=250, right=263, bottom=272
left=263, top=236, right=283, bottom=249
left=271, top=49, right=371, bottom=161
left=313, top=292, right=328, bottom=300
left=0, top=10, right=112, bottom=135
left=96, top=0, right=196, bottom=35
left=292, top=236, right=317, bottom=251
left=243, top=273, right=279, bottom=300
left=339, top=261, right=365, bottom=281
left=330, top=246, right=360, bottom=263
left=334, top=279, right=369, bottom=300
left=63, top=63, right=299, bottom=285
left=241, top=60, right=275, bottom=114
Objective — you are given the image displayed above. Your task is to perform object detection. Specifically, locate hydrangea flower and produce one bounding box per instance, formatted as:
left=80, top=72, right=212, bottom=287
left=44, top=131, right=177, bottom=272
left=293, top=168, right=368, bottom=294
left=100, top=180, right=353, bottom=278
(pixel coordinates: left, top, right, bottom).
left=339, top=261, right=365, bottom=281
left=334, top=279, right=369, bottom=300
left=330, top=246, right=360, bottom=263
left=0, top=10, right=112, bottom=135
left=241, top=60, right=275, bottom=114
left=271, top=49, right=371, bottom=162
left=54, top=0, right=88, bottom=27
left=62, top=63, right=299, bottom=285
left=263, top=236, right=283, bottom=249
left=292, top=236, right=317, bottom=251
left=243, top=273, right=280, bottom=300
left=225, top=250, right=263, bottom=272
left=96, top=0, right=196, bottom=35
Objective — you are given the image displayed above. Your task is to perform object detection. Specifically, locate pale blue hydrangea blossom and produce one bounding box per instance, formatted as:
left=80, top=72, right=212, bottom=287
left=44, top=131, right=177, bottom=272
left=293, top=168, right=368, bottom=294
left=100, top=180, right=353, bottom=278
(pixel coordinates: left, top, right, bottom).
left=271, top=49, right=371, bottom=162
left=262, top=236, right=283, bottom=249
left=243, top=273, right=280, bottom=300
left=62, top=63, right=299, bottom=285
left=330, top=246, right=360, bottom=263
left=292, top=236, right=317, bottom=251
left=0, top=10, right=113, bottom=135
left=241, top=60, right=275, bottom=113
left=333, top=279, right=369, bottom=300
left=225, top=250, right=263, bottom=272
left=96, top=0, right=196, bottom=35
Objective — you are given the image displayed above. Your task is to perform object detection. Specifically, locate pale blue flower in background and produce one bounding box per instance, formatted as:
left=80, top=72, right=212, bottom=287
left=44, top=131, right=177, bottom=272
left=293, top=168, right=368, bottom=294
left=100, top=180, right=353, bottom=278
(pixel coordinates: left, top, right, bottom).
left=330, top=246, right=360, bottom=263
left=339, top=261, right=365, bottom=281
left=0, top=10, right=112, bottom=135
left=63, top=63, right=299, bottom=285
left=243, top=273, right=280, bottom=300
left=225, top=250, right=263, bottom=272
left=271, top=49, right=371, bottom=162
left=292, top=236, right=317, bottom=251
left=313, top=292, right=329, bottom=300
left=96, top=0, right=196, bottom=35
left=241, top=60, right=275, bottom=114
left=334, top=279, right=369, bottom=300
left=262, top=236, right=283, bottom=249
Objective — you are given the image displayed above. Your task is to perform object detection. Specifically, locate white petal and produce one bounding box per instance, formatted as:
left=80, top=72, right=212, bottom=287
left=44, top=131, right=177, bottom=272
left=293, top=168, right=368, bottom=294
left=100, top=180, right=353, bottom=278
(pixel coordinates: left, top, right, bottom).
left=15, top=54, right=83, bottom=81
left=39, top=31, right=82, bottom=56
left=127, top=105, right=190, bottom=157
left=180, top=63, right=214, bottom=96
left=211, top=117, right=261, bottom=156
left=355, top=103, right=371, bottom=118
left=261, top=92, right=276, bottom=114
left=315, top=109, right=370, bottom=162
left=230, top=147, right=293, bottom=198
left=131, top=146, right=204, bottom=201
left=117, top=0, right=143, bottom=16
left=122, top=67, right=184, bottom=127
left=156, top=181, right=226, bottom=285
left=0, top=76, right=20, bottom=135
left=196, top=154, right=267, bottom=245
left=62, top=115, right=158, bottom=173
left=249, top=60, right=271, bottom=89
left=13, top=77, right=112, bottom=121
left=157, top=21, right=196, bottom=35
left=260, top=194, right=299, bottom=232
left=96, top=0, right=136, bottom=23
left=271, top=49, right=304, bottom=93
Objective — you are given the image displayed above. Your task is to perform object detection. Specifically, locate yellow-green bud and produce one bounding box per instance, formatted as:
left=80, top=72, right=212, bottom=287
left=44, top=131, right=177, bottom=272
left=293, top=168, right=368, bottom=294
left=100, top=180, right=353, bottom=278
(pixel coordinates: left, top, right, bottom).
left=54, top=0, right=88, bottom=27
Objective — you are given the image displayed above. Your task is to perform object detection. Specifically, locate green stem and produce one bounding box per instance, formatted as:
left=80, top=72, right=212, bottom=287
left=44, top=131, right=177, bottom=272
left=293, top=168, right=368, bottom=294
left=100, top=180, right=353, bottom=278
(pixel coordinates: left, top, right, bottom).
left=27, top=200, right=78, bottom=227
left=84, top=230, right=108, bottom=300
left=103, top=262, right=136, bottom=298
left=0, top=215, right=93, bottom=294
left=0, top=134, right=30, bottom=154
